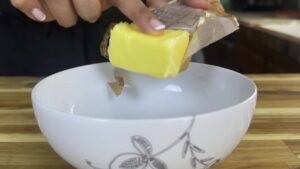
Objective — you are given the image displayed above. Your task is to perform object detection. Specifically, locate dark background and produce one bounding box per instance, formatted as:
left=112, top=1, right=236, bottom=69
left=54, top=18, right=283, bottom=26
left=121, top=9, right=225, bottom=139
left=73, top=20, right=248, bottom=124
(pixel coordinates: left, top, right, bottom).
left=204, top=0, right=300, bottom=74
left=0, top=0, right=300, bottom=75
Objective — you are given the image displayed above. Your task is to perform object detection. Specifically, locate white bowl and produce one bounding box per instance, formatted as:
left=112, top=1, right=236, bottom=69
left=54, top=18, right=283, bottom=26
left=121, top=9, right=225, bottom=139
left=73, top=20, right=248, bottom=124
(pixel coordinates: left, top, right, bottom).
left=32, top=63, right=257, bottom=169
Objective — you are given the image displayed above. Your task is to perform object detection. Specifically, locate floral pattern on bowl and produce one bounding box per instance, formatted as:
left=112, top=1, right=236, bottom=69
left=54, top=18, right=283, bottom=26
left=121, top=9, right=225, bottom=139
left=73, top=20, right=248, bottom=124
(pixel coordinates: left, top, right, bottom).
left=86, top=116, right=221, bottom=169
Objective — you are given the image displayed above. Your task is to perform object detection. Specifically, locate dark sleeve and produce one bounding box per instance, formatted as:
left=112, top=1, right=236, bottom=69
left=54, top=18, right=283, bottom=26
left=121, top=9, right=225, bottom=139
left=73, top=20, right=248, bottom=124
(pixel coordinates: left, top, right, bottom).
left=0, top=4, right=128, bottom=76
left=0, top=0, right=26, bottom=18
left=0, top=0, right=12, bottom=13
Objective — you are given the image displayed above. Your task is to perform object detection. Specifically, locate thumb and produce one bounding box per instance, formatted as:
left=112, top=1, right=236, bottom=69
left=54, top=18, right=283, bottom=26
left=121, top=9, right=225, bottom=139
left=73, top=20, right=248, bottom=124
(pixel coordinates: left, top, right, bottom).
left=112, top=0, right=165, bottom=35
left=184, top=0, right=209, bottom=9
left=146, top=0, right=168, bottom=8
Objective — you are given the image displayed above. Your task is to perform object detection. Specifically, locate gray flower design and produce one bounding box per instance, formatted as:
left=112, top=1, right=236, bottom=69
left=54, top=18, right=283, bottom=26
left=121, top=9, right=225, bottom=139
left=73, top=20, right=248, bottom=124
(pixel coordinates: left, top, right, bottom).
left=86, top=160, right=101, bottom=169
left=182, top=140, right=205, bottom=159
left=116, top=135, right=167, bottom=169
left=180, top=132, right=218, bottom=169
left=203, top=159, right=221, bottom=169
left=86, top=116, right=221, bottom=169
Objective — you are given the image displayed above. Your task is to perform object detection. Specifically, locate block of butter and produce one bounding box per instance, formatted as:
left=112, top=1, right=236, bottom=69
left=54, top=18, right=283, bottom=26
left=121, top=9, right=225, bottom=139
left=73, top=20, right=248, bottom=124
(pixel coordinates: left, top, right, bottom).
left=108, top=23, right=190, bottom=78
left=101, top=0, right=239, bottom=81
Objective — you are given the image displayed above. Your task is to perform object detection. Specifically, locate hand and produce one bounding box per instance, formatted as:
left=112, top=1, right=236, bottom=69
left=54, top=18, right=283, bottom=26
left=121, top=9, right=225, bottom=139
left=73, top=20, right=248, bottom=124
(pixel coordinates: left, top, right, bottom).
left=10, top=0, right=208, bottom=34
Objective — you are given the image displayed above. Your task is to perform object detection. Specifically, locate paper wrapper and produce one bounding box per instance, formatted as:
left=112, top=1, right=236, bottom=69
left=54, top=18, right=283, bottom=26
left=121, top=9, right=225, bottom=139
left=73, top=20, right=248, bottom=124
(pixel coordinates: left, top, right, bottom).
left=101, top=0, right=239, bottom=96
left=108, top=73, right=124, bottom=96
left=151, top=0, right=239, bottom=71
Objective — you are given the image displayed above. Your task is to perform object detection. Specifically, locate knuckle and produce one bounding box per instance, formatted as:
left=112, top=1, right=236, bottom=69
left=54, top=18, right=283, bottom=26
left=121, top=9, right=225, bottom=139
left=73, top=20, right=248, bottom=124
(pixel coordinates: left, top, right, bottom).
left=58, top=19, right=77, bottom=28
left=132, top=6, right=145, bottom=17
left=60, top=23, right=75, bottom=28
left=110, top=0, right=123, bottom=6
left=138, top=8, right=151, bottom=19
left=81, top=13, right=100, bottom=23
left=10, top=0, right=26, bottom=9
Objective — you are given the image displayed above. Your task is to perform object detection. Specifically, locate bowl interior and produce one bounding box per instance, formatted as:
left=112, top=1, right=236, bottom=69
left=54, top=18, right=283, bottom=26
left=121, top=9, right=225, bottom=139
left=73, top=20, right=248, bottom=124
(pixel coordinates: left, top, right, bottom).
left=32, top=63, right=256, bottom=119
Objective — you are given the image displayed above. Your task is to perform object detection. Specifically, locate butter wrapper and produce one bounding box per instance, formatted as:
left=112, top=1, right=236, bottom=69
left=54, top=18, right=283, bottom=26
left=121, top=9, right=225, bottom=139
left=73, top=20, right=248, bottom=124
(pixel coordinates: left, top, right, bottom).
left=151, top=0, right=239, bottom=71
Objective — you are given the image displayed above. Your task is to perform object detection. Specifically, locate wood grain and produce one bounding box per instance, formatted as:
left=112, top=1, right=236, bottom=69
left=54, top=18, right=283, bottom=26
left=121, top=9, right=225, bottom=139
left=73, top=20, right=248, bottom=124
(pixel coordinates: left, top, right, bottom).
left=0, top=75, right=299, bottom=169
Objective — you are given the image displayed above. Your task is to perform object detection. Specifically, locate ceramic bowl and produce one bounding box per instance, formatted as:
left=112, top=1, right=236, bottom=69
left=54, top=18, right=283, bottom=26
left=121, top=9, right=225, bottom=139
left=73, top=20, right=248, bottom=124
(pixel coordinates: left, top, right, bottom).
left=32, top=63, right=257, bottom=169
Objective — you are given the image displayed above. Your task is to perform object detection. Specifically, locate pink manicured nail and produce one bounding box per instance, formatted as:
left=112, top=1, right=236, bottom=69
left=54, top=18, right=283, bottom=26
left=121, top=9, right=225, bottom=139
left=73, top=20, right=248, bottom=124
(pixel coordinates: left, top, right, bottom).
left=150, top=19, right=166, bottom=30
left=31, top=8, right=46, bottom=21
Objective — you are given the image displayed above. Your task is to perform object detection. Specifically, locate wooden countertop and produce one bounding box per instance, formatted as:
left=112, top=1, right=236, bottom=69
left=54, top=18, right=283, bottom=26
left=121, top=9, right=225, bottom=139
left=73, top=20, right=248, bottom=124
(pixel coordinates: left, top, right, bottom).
left=1, top=74, right=300, bottom=169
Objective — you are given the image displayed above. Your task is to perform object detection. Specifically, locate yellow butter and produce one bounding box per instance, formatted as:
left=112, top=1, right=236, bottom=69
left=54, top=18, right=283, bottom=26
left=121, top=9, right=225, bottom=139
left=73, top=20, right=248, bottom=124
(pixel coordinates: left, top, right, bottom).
left=108, top=23, right=189, bottom=78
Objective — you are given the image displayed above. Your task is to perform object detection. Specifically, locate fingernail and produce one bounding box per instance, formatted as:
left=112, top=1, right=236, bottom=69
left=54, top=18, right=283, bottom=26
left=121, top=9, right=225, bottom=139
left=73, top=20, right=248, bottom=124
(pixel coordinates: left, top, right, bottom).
left=32, top=8, right=46, bottom=21
left=150, top=19, right=166, bottom=30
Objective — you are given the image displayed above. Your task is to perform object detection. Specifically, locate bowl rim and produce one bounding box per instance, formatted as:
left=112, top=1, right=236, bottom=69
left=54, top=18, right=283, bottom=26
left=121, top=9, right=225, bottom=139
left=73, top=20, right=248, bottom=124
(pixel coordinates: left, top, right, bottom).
left=31, top=62, right=257, bottom=122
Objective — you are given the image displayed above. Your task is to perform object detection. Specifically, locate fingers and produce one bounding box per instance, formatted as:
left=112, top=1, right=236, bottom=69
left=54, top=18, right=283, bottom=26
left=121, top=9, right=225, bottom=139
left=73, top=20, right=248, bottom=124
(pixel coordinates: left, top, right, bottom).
left=72, top=0, right=102, bottom=23
left=184, top=0, right=209, bottom=9
left=99, top=0, right=112, bottom=11
left=146, top=0, right=168, bottom=8
left=10, top=0, right=47, bottom=21
left=111, top=0, right=165, bottom=35
left=44, top=0, right=77, bottom=28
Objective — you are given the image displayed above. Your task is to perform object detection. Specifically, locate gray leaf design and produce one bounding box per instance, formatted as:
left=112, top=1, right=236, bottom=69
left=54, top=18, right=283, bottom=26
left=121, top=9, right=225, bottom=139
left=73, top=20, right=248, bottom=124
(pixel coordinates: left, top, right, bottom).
left=206, top=159, right=221, bottom=168
left=148, top=157, right=168, bottom=169
left=86, top=160, right=101, bottom=169
left=131, top=135, right=152, bottom=155
left=86, top=160, right=92, bottom=165
left=191, top=145, right=205, bottom=153
left=190, top=157, right=197, bottom=169
left=198, top=157, right=215, bottom=164
left=179, top=132, right=188, bottom=139
left=182, top=141, right=190, bottom=158
left=119, top=157, right=146, bottom=169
